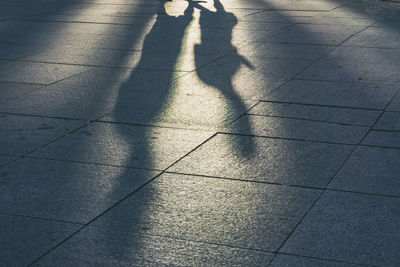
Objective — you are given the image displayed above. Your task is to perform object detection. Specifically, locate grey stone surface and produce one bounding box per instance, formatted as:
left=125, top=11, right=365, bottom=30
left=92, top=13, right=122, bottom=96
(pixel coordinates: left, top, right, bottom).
left=169, top=134, right=353, bottom=187
left=229, top=114, right=369, bottom=144
left=374, top=111, right=400, bottom=131
left=0, top=61, right=88, bottom=84
left=388, top=93, right=400, bottom=112
left=266, top=79, right=398, bottom=109
left=237, top=43, right=334, bottom=60
left=329, top=146, right=400, bottom=196
left=257, top=24, right=365, bottom=45
left=0, top=43, right=41, bottom=60
left=34, top=228, right=274, bottom=266
left=91, top=173, right=321, bottom=251
left=269, top=254, right=365, bottom=267
left=0, top=81, right=43, bottom=104
left=0, top=158, right=159, bottom=223
left=343, top=26, right=400, bottom=48
left=281, top=191, right=400, bottom=266
left=0, top=214, right=80, bottom=266
left=102, top=88, right=257, bottom=130
left=178, top=55, right=311, bottom=101
left=31, top=122, right=213, bottom=170
left=249, top=102, right=380, bottom=126
left=299, top=47, right=400, bottom=83
left=362, top=130, right=400, bottom=148
left=0, top=114, right=84, bottom=155
left=0, top=155, right=16, bottom=165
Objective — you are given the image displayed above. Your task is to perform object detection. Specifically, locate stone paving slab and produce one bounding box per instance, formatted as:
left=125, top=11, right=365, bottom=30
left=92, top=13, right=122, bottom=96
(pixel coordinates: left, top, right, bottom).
left=229, top=115, right=369, bottom=144
left=0, top=43, right=41, bottom=60
left=0, top=81, right=43, bottom=104
left=266, top=79, right=398, bottom=109
left=237, top=42, right=334, bottom=60
left=298, top=47, right=400, bottom=84
left=0, top=155, right=17, bottom=165
left=0, top=214, right=80, bottom=266
left=374, top=111, right=400, bottom=131
left=387, top=93, right=400, bottom=111
left=281, top=191, right=400, bottom=266
left=328, top=146, right=400, bottom=197
left=362, top=130, right=400, bottom=148
left=257, top=24, right=365, bottom=45
left=0, top=60, right=88, bottom=84
left=31, top=122, right=213, bottom=170
left=90, top=173, right=321, bottom=251
left=269, top=254, right=366, bottom=267
left=249, top=102, right=380, bottom=126
left=34, top=228, right=274, bottom=266
left=0, top=114, right=85, bottom=156
left=178, top=55, right=311, bottom=101
left=169, top=134, right=353, bottom=187
left=343, top=26, right=400, bottom=48
left=0, top=158, right=159, bottom=223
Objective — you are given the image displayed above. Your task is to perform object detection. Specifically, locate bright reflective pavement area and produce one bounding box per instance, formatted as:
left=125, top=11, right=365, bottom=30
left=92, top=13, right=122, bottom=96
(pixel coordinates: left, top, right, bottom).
left=0, top=0, right=400, bottom=265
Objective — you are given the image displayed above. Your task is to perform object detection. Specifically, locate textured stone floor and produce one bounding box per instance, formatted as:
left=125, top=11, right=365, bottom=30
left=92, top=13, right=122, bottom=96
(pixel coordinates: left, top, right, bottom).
left=1, top=0, right=400, bottom=266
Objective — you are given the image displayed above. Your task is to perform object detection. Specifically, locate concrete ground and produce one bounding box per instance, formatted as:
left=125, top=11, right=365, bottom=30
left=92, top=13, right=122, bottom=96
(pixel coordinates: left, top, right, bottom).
left=1, top=0, right=400, bottom=266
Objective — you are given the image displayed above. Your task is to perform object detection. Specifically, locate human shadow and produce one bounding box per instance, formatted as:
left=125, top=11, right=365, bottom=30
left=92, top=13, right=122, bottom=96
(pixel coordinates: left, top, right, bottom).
left=193, top=0, right=256, bottom=156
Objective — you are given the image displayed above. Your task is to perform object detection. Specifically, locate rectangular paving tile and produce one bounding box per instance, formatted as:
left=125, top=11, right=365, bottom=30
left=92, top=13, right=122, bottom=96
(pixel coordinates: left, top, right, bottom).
left=298, top=47, right=400, bottom=84
left=387, top=93, right=400, bottom=112
left=257, top=24, right=365, bottom=45
left=270, top=254, right=364, bottom=267
left=373, top=111, right=400, bottom=131
left=0, top=81, right=43, bottom=104
left=102, top=85, right=257, bottom=130
left=266, top=79, right=397, bottom=109
left=0, top=43, right=41, bottom=60
left=91, top=173, right=321, bottom=251
left=169, top=134, right=354, bottom=187
left=0, top=155, right=16, bottom=165
left=0, top=114, right=84, bottom=156
left=34, top=228, right=273, bottom=266
left=31, top=122, right=213, bottom=170
left=228, top=115, right=369, bottom=144
left=343, top=26, right=400, bottom=48
left=0, top=61, right=88, bottom=84
left=328, top=146, right=400, bottom=197
left=281, top=191, right=400, bottom=266
left=267, top=0, right=347, bottom=11
left=184, top=55, right=311, bottom=101
left=362, top=130, right=400, bottom=148
left=0, top=158, right=159, bottom=223
left=249, top=102, right=380, bottom=126
left=237, top=43, right=334, bottom=60
left=0, top=214, right=80, bottom=266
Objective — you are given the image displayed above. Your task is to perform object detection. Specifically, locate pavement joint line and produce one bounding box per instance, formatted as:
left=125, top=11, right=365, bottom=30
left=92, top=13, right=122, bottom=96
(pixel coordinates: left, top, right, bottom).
left=293, top=76, right=400, bottom=86
left=275, top=252, right=380, bottom=267
left=0, top=112, right=88, bottom=122
left=164, top=171, right=400, bottom=199
left=371, top=128, right=400, bottom=133
left=242, top=113, right=374, bottom=127
left=29, top=170, right=166, bottom=266
left=0, top=212, right=85, bottom=226
left=9, top=18, right=158, bottom=27
left=270, top=23, right=372, bottom=96
left=259, top=99, right=384, bottom=111
left=341, top=44, right=400, bottom=50
left=0, top=58, right=192, bottom=72
left=273, top=143, right=359, bottom=257
left=357, top=87, right=400, bottom=146
left=93, top=119, right=215, bottom=133
left=218, top=131, right=358, bottom=146
left=225, top=100, right=261, bottom=127
left=23, top=155, right=164, bottom=172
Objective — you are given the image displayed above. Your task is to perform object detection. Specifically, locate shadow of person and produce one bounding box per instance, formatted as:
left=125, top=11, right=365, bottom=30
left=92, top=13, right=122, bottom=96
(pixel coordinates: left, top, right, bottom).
left=193, top=0, right=256, bottom=156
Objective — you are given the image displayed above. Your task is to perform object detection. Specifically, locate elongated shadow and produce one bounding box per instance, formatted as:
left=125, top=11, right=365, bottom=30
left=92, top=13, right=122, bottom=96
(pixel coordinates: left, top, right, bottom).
left=194, top=0, right=256, bottom=156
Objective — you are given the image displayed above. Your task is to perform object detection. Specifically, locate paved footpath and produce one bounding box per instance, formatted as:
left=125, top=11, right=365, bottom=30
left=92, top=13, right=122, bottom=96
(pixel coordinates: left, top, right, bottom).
left=1, top=0, right=400, bottom=266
